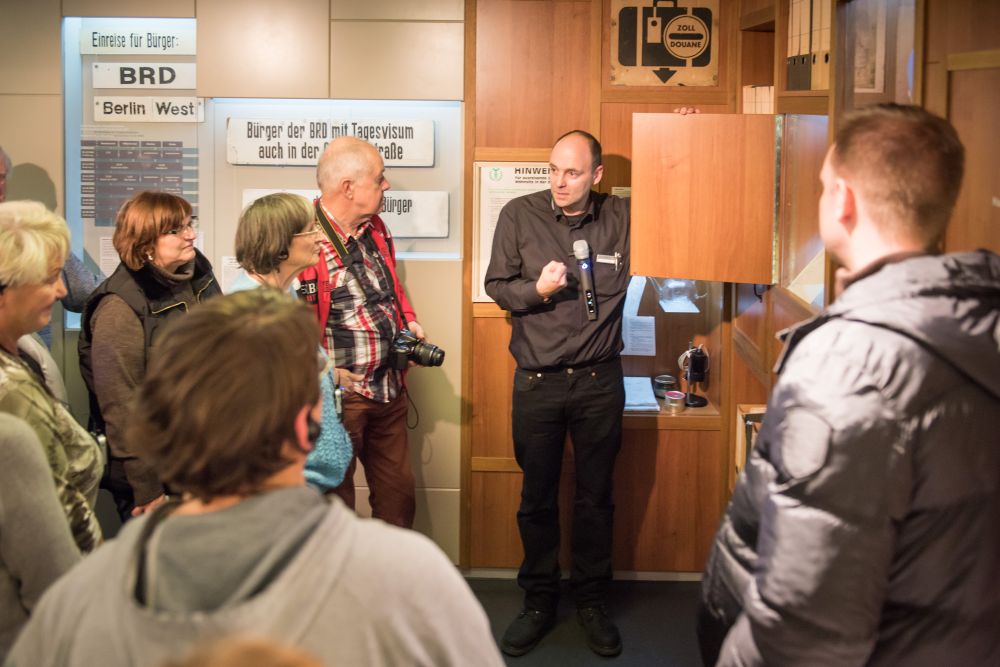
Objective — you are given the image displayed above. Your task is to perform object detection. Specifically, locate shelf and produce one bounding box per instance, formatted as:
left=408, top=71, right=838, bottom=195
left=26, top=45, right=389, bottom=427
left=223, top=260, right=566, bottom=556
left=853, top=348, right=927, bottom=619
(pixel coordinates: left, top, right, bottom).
left=623, top=396, right=721, bottom=432
left=778, top=89, right=830, bottom=97
left=776, top=94, right=828, bottom=115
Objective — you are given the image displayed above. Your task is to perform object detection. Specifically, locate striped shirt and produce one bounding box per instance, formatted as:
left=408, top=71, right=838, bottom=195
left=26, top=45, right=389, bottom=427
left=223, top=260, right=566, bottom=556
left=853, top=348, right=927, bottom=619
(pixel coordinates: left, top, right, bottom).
left=315, top=219, right=404, bottom=403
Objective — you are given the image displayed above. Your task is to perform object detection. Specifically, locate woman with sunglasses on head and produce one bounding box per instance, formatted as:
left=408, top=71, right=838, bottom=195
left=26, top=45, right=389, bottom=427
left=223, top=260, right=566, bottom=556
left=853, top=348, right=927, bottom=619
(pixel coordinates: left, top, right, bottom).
left=79, top=191, right=221, bottom=522
left=232, top=192, right=352, bottom=494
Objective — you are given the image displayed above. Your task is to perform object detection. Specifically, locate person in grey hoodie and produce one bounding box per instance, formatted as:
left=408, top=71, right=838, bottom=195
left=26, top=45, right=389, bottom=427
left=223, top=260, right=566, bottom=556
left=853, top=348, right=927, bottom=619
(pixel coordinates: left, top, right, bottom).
left=0, top=414, right=81, bottom=659
left=7, top=289, right=504, bottom=667
left=699, top=104, right=1000, bottom=666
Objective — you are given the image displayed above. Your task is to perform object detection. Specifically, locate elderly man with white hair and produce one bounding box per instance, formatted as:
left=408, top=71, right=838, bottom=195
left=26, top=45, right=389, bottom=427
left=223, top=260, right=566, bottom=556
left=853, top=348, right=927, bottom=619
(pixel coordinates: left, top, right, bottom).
left=297, top=137, right=427, bottom=529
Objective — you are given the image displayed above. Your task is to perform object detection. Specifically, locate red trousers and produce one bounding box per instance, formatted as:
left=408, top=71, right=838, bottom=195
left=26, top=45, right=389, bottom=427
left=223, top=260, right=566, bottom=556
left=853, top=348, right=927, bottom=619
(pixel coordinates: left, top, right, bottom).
left=330, top=390, right=416, bottom=528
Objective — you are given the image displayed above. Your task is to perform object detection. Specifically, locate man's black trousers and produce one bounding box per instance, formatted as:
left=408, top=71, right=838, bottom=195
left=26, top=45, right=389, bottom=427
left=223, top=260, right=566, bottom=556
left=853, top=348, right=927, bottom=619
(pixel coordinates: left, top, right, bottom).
left=511, top=357, right=625, bottom=612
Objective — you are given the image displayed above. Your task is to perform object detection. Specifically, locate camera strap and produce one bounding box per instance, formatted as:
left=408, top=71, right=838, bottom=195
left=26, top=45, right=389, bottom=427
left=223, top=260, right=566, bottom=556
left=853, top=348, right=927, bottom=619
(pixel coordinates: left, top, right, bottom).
left=313, top=199, right=408, bottom=329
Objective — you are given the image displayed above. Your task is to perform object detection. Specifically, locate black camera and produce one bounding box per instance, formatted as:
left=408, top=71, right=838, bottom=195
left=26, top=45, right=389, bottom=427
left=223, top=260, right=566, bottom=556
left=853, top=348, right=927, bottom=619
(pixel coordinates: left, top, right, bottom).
left=618, top=0, right=713, bottom=68
left=389, top=329, right=445, bottom=370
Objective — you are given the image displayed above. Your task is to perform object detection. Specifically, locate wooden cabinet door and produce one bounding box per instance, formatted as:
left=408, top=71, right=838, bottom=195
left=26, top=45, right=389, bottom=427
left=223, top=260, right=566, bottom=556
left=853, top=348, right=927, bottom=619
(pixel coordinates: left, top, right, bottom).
left=631, top=113, right=780, bottom=283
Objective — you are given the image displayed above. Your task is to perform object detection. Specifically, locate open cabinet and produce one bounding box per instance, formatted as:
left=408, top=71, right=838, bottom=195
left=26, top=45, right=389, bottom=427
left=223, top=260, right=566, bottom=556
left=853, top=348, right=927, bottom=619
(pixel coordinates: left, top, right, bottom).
left=629, top=92, right=834, bottom=505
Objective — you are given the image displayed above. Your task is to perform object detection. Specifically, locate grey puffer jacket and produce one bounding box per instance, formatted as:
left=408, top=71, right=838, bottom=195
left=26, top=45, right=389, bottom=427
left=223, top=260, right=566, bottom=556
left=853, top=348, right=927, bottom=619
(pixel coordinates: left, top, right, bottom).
left=701, top=250, right=1000, bottom=666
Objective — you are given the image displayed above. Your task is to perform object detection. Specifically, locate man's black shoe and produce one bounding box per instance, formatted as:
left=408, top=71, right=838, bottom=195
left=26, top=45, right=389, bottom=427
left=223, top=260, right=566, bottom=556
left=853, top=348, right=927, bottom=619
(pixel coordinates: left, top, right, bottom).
left=500, top=608, right=556, bottom=657
left=577, top=605, right=622, bottom=657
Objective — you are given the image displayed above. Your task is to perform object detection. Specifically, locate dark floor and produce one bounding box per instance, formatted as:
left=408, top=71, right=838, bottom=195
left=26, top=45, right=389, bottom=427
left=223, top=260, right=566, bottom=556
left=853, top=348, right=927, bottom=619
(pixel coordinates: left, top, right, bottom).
left=467, top=578, right=703, bottom=667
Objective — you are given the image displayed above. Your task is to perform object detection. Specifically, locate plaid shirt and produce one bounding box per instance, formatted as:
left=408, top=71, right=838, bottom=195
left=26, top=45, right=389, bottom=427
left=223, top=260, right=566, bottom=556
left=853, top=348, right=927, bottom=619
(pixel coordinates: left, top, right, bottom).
left=310, top=217, right=407, bottom=403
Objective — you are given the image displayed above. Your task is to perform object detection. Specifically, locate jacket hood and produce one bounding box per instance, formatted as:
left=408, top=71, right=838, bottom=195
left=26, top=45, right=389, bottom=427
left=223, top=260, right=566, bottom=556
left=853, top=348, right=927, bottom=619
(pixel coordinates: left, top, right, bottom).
left=829, top=250, right=1000, bottom=400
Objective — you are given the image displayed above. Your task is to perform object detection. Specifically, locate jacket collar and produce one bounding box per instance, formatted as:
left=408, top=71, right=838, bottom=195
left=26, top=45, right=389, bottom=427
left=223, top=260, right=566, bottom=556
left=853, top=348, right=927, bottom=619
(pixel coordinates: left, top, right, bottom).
left=126, top=249, right=215, bottom=312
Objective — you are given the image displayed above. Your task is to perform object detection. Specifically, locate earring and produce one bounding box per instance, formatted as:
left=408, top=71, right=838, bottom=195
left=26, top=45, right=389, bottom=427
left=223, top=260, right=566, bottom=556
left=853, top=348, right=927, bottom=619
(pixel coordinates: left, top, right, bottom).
left=146, top=252, right=154, bottom=262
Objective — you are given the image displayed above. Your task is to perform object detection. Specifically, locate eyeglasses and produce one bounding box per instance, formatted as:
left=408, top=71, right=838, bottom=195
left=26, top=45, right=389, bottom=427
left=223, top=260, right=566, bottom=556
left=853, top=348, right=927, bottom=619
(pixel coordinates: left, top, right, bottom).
left=165, top=216, right=199, bottom=237
left=293, top=222, right=323, bottom=237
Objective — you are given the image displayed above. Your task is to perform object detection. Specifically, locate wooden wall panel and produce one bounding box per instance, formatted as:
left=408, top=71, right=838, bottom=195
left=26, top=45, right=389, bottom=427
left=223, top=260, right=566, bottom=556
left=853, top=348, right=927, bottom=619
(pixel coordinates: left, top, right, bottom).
left=946, top=66, right=1000, bottom=254
left=469, top=464, right=576, bottom=569
left=731, top=345, right=769, bottom=406
left=923, top=0, right=1000, bottom=115
left=734, top=283, right=767, bottom=354
left=769, top=286, right=814, bottom=372
left=470, top=472, right=524, bottom=567
left=475, top=0, right=595, bottom=147
left=740, top=30, right=776, bottom=88
left=471, top=428, right=724, bottom=572
left=613, top=429, right=724, bottom=571
left=741, top=0, right=776, bottom=20
left=921, top=1, right=1000, bottom=253
left=471, top=317, right=516, bottom=459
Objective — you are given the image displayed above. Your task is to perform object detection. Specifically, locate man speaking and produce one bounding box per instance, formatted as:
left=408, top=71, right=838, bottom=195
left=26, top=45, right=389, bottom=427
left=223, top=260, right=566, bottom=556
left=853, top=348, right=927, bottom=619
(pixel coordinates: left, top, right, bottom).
left=485, top=130, right=631, bottom=657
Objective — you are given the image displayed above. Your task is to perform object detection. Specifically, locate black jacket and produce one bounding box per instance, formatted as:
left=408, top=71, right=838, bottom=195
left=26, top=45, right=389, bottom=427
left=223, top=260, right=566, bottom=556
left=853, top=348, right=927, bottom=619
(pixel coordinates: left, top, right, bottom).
left=78, top=249, right=220, bottom=432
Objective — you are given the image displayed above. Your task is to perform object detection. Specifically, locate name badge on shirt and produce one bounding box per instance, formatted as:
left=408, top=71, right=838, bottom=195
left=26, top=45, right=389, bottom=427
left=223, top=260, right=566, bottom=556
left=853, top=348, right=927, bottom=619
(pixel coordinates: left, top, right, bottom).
left=596, top=252, right=621, bottom=271
left=298, top=278, right=319, bottom=304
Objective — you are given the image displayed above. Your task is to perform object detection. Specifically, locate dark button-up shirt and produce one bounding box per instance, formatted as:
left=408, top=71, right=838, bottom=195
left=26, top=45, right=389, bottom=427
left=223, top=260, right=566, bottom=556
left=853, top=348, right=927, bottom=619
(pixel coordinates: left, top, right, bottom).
left=484, top=190, right=631, bottom=370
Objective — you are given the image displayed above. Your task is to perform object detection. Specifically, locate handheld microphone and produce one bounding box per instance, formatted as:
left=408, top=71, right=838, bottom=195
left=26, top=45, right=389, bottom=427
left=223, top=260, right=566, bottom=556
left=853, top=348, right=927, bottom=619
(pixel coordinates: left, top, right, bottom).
left=573, top=240, right=597, bottom=321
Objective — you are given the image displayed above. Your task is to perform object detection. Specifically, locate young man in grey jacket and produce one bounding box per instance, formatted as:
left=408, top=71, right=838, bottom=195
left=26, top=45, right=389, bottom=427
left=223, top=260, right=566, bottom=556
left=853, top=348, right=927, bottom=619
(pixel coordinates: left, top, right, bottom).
left=7, top=289, right=503, bottom=667
left=699, top=104, right=1000, bottom=666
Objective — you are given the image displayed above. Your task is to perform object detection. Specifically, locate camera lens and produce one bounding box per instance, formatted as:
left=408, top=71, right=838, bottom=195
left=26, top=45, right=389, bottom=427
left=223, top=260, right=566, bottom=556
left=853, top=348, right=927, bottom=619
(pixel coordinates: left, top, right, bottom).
left=413, top=341, right=445, bottom=367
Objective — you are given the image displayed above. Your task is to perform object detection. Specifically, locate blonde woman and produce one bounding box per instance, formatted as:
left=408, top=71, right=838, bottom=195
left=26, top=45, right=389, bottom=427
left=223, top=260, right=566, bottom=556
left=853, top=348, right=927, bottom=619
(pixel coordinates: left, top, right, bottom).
left=0, top=200, right=103, bottom=553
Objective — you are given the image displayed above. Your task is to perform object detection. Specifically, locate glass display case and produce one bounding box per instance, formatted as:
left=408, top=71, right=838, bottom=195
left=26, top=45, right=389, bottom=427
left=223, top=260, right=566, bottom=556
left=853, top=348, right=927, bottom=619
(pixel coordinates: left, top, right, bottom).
left=779, top=113, right=829, bottom=307
left=621, top=276, right=725, bottom=418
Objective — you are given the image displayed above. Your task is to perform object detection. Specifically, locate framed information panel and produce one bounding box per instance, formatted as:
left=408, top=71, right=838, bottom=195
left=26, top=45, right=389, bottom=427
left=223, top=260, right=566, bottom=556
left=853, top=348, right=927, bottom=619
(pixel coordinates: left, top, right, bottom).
left=472, top=162, right=549, bottom=302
